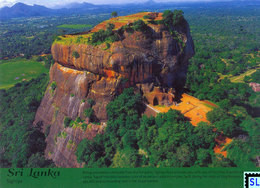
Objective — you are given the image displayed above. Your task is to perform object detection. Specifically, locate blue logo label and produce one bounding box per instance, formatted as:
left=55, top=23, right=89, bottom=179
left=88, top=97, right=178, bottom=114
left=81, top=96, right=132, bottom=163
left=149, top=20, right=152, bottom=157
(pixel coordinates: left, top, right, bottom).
left=244, top=172, right=260, bottom=188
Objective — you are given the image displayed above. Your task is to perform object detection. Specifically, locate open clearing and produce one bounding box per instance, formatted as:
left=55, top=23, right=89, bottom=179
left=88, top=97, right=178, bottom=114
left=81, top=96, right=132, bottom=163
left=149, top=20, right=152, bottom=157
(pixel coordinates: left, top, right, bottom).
left=218, top=66, right=260, bottom=83
left=57, top=24, right=92, bottom=29
left=230, top=66, right=260, bottom=83
left=0, top=58, right=49, bottom=89
left=219, top=51, right=260, bottom=83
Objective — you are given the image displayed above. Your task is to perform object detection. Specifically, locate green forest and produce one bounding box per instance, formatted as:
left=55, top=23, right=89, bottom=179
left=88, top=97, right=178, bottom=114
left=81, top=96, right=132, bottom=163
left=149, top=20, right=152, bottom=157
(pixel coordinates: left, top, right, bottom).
left=0, top=4, right=259, bottom=168
left=0, top=74, right=54, bottom=167
left=75, top=88, right=258, bottom=168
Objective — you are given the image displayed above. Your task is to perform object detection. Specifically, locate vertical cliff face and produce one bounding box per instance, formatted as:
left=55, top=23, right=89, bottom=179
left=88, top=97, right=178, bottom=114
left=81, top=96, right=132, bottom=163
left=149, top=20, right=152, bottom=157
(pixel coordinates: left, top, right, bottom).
left=34, top=12, right=194, bottom=167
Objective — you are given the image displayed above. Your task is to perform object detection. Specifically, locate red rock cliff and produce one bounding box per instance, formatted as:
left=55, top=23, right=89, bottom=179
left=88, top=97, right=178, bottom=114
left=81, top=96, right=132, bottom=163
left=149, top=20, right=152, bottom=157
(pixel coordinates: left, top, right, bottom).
left=33, top=12, right=194, bottom=167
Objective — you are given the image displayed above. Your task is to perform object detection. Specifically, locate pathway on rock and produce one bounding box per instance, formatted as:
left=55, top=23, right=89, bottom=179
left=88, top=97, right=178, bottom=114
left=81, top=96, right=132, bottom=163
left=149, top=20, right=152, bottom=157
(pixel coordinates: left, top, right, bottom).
left=144, top=103, right=160, bottom=113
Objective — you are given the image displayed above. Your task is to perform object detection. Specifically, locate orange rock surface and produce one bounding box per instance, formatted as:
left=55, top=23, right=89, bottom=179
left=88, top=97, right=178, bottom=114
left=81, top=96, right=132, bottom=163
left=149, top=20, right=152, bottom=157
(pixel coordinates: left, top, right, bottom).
left=151, top=93, right=216, bottom=126
left=92, top=12, right=163, bottom=32
left=214, top=135, right=232, bottom=157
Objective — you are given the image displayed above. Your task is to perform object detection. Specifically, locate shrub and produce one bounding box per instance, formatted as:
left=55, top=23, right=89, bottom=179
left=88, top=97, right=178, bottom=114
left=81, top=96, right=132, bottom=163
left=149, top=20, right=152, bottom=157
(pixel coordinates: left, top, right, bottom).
left=55, top=36, right=62, bottom=41
left=61, top=131, right=67, bottom=139
left=72, top=51, right=80, bottom=59
left=84, top=108, right=94, bottom=121
left=111, top=11, right=118, bottom=17
left=122, top=24, right=134, bottom=33
left=45, top=125, right=51, bottom=137
left=70, top=93, right=75, bottom=97
left=162, top=10, right=173, bottom=26
left=108, top=34, right=119, bottom=43
left=76, top=36, right=83, bottom=43
left=75, top=117, right=83, bottom=123
left=106, top=23, right=115, bottom=31
left=143, top=15, right=150, bottom=19
left=120, top=77, right=129, bottom=84
left=64, top=117, right=72, bottom=128
left=89, top=23, right=119, bottom=46
left=132, top=19, right=147, bottom=32
left=50, top=81, right=57, bottom=91
left=36, top=56, right=44, bottom=62
left=87, top=98, right=95, bottom=107
left=105, top=43, right=110, bottom=50
left=162, top=9, right=184, bottom=27
left=91, top=29, right=106, bottom=44
left=81, top=123, right=88, bottom=131
left=172, top=10, right=184, bottom=26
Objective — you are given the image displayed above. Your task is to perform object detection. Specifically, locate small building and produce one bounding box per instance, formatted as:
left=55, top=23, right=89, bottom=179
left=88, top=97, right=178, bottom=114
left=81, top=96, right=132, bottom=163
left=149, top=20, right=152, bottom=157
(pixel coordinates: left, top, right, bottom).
left=144, top=86, right=175, bottom=106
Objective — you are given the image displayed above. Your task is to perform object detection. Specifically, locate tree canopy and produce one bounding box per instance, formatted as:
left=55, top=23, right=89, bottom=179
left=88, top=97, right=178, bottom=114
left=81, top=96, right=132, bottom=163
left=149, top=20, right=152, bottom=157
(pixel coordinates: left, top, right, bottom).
left=111, top=11, right=118, bottom=17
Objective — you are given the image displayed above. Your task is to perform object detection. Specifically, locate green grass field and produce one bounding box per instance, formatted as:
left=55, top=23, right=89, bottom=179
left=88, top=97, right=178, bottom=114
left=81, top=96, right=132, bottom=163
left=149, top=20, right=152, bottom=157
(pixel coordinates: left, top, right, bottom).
left=57, top=24, right=92, bottom=29
left=0, top=58, right=49, bottom=89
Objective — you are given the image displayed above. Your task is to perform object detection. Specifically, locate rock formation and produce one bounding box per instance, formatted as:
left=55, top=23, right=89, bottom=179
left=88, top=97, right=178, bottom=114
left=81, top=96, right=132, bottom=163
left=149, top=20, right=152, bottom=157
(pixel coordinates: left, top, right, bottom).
left=33, top=12, right=194, bottom=167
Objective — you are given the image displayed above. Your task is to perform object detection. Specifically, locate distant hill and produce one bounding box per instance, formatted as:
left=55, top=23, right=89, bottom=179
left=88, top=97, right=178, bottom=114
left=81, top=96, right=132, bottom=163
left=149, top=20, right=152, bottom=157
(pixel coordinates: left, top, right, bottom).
left=0, top=2, right=112, bottom=19
left=57, top=2, right=98, bottom=9
left=0, top=3, right=56, bottom=19
left=1, top=1, right=259, bottom=20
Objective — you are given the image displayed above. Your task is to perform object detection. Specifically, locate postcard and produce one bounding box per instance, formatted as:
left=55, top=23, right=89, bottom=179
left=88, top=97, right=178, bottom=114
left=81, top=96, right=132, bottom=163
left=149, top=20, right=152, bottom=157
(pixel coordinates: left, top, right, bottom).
left=0, top=0, right=259, bottom=187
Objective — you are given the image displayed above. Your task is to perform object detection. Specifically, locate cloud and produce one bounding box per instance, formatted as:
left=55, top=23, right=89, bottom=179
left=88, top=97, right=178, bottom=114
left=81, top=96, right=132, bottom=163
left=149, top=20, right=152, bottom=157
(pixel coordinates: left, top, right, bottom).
left=0, top=0, right=18, bottom=7
left=0, top=0, right=234, bottom=8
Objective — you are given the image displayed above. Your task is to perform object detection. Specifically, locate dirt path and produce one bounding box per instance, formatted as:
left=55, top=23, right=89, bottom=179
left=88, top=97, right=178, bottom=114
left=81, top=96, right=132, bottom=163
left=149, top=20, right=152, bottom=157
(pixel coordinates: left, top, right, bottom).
left=144, top=103, right=160, bottom=113
left=230, top=67, right=260, bottom=83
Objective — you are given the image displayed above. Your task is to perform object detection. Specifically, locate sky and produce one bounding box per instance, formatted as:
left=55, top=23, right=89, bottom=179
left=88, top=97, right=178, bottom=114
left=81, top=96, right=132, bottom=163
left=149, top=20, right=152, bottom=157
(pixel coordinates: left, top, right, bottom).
left=0, top=0, right=233, bottom=8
